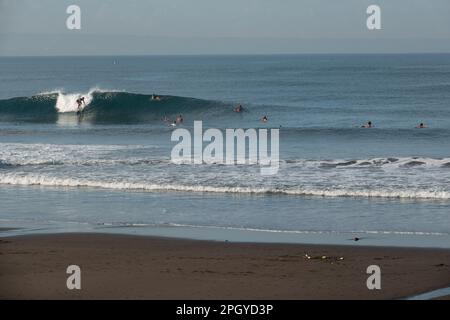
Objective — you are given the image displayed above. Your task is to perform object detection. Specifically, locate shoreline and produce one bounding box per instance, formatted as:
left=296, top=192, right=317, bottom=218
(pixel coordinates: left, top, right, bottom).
left=2, top=223, right=449, bottom=249
left=1, top=233, right=449, bottom=300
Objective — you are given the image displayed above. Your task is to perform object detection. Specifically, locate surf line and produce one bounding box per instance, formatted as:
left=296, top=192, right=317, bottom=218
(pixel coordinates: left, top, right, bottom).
left=170, top=121, right=279, bottom=175
left=403, top=286, right=450, bottom=300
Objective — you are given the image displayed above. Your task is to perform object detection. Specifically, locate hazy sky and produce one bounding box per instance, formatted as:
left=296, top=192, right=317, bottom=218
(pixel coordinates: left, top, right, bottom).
left=1, top=0, right=450, bottom=55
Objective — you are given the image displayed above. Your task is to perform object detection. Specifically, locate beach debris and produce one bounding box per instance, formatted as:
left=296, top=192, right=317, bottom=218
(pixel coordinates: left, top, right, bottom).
left=303, top=253, right=345, bottom=263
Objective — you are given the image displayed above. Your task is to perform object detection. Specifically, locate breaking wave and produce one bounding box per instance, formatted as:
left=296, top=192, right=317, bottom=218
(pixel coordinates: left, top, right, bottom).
left=0, top=174, right=449, bottom=199
left=0, top=89, right=229, bottom=123
left=1, top=142, right=450, bottom=170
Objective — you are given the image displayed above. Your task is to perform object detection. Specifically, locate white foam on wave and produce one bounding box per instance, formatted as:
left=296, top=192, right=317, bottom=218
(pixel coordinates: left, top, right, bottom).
left=0, top=158, right=168, bottom=167
left=95, top=222, right=449, bottom=236
left=314, top=157, right=450, bottom=169
left=38, top=87, right=114, bottom=113
left=161, top=224, right=449, bottom=236
left=0, top=174, right=449, bottom=200
left=1, top=143, right=449, bottom=169
left=0, top=142, right=154, bottom=166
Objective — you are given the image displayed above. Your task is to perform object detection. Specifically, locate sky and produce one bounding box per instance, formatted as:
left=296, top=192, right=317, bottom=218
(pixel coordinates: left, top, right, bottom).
left=1, top=0, right=450, bottom=55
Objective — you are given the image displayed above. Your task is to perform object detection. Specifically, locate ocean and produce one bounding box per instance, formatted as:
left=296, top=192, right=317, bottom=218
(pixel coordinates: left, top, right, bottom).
left=1, top=54, right=449, bottom=247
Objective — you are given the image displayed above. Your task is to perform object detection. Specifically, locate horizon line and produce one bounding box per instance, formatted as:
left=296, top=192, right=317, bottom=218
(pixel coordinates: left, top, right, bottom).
left=1, top=52, right=450, bottom=58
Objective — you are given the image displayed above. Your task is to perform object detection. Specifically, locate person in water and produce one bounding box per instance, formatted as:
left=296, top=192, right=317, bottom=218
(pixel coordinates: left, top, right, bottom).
left=417, top=123, right=427, bottom=128
left=362, top=121, right=373, bottom=128
left=234, top=105, right=243, bottom=113
left=76, top=97, right=85, bottom=113
left=176, top=115, right=184, bottom=124
left=151, top=94, right=161, bottom=101
left=261, top=115, right=268, bottom=123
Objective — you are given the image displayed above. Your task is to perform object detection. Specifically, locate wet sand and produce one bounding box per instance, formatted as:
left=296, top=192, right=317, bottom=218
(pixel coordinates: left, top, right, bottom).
left=1, top=233, right=449, bottom=300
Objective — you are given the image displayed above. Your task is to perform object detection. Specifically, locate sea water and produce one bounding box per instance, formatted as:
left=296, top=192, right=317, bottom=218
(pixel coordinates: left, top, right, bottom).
left=0, top=54, right=449, bottom=247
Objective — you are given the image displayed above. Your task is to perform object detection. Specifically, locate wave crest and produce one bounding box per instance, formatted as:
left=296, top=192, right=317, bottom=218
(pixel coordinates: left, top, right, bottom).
left=0, top=174, right=449, bottom=200
left=0, top=89, right=228, bottom=123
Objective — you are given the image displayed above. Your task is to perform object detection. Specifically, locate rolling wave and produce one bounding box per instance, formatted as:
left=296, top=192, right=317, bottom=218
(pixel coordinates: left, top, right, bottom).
left=0, top=174, right=449, bottom=199
left=1, top=141, right=449, bottom=169
left=0, top=89, right=229, bottom=123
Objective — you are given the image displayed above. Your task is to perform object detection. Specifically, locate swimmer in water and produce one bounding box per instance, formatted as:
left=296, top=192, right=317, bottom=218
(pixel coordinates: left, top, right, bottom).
left=162, top=116, right=170, bottom=123
left=151, top=94, right=161, bottom=101
left=176, top=115, right=184, bottom=124
left=416, top=123, right=427, bottom=129
left=261, top=115, right=268, bottom=123
left=362, top=121, right=373, bottom=128
left=234, top=105, right=243, bottom=113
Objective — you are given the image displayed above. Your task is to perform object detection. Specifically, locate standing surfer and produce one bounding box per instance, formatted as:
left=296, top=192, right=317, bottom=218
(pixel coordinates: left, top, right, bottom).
left=76, top=97, right=85, bottom=114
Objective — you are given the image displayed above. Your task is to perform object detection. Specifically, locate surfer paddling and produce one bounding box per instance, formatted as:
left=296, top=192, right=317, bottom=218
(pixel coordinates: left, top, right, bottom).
left=361, top=121, right=373, bottom=128
left=416, top=123, right=428, bottom=129
left=234, top=105, right=244, bottom=113
left=162, top=115, right=183, bottom=127
left=151, top=94, right=161, bottom=101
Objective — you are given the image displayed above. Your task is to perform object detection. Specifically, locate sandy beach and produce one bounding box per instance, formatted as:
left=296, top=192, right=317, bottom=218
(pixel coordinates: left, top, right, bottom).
left=0, top=233, right=449, bottom=300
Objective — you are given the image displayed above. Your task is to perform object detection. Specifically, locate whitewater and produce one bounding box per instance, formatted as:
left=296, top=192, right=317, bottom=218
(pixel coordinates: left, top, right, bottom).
left=1, top=142, right=450, bottom=200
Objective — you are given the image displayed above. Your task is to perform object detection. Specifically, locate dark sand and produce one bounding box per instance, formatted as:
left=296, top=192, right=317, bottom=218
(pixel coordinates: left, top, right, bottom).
left=1, top=233, right=449, bottom=300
